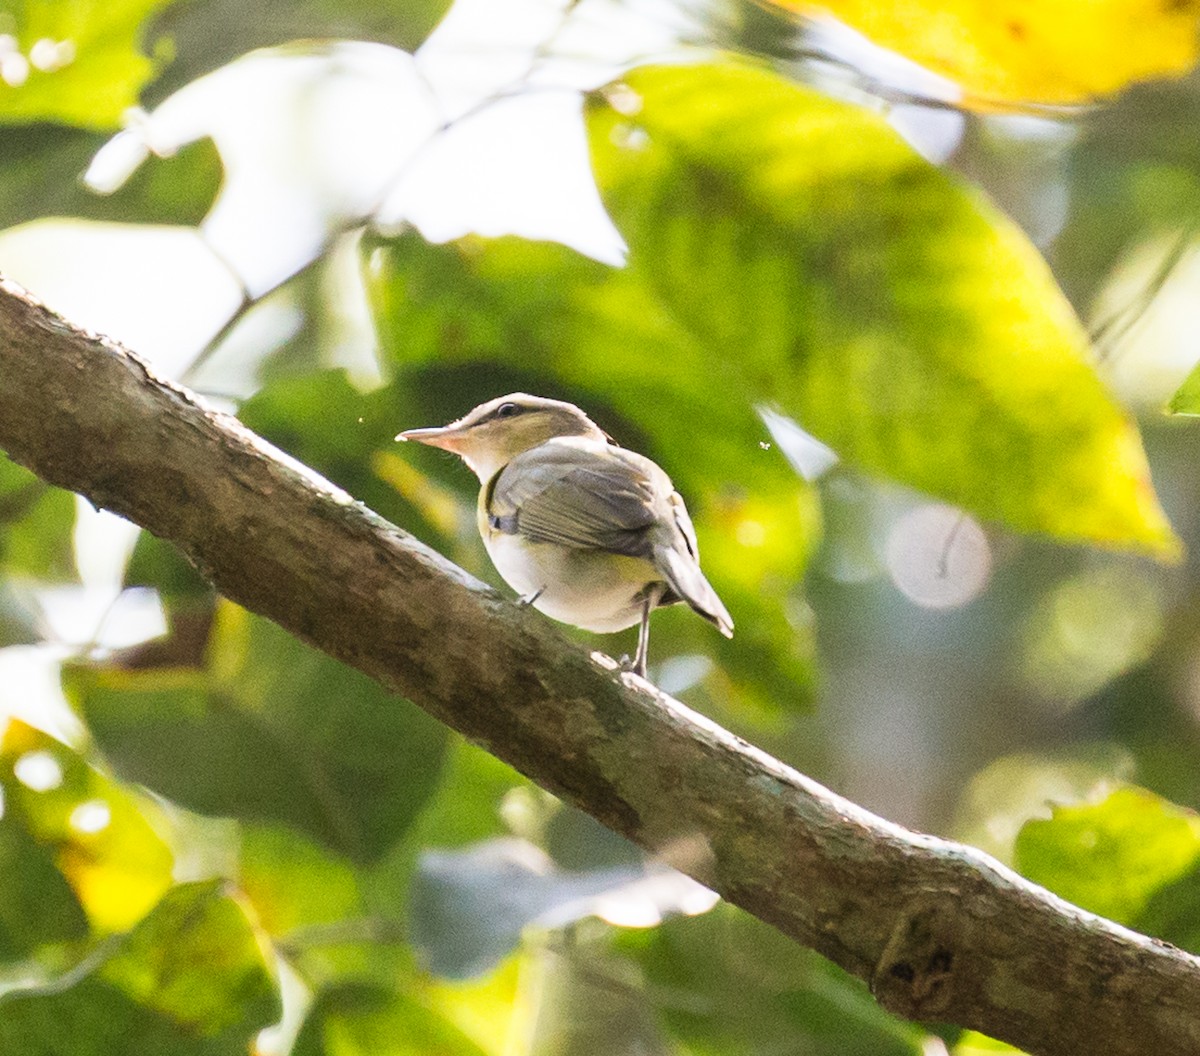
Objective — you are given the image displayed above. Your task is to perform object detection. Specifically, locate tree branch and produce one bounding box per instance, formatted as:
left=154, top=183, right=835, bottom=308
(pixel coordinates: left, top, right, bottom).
left=2, top=275, right=1198, bottom=1056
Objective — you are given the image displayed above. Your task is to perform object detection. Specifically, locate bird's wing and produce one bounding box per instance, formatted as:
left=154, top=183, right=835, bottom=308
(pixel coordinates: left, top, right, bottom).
left=490, top=439, right=734, bottom=636
left=488, top=441, right=661, bottom=558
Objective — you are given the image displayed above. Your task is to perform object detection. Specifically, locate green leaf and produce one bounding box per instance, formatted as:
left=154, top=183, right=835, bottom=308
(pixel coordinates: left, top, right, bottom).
left=950, top=744, right=1134, bottom=865
left=238, top=823, right=365, bottom=940
left=618, top=905, right=925, bottom=1056
left=0, top=720, right=174, bottom=933
left=405, top=739, right=529, bottom=853
left=0, top=128, right=222, bottom=231
left=0, top=0, right=180, bottom=129
left=1136, top=859, right=1200, bottom=954
left=234, top=821, right=418, bottom=988
left=124, top=531, right=211, bottom=601
left=0, top=821, right=89, bottom=961
left=1015, top=786, right=1200, bottom=925
left=98, top=880, right=277, bottom=1030
left=293, top=983, right=488, bottom=1056
left=0, top=455, right=76, bottom=580
left=0, top=880, right=279, bottom=1055
left=67, top=602, right=448, bottom=864
left=364, top=232, right=821, bottom=712
left=584, top=62, right=1177, bottom=559
left=1168, top=358, right=1200, bottom=415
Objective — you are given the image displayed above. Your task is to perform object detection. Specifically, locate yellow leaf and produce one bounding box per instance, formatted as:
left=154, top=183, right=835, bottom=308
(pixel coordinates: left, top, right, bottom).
left=770, top=0, right=1200, bottom=105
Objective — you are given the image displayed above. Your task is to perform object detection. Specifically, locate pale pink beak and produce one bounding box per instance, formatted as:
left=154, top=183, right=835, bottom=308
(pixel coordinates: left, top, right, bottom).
left=395, top=425, right=466, bottom=452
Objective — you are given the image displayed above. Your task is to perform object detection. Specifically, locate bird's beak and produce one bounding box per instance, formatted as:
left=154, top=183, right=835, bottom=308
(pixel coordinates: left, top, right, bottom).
left=395, top=425, right=467, bottom=452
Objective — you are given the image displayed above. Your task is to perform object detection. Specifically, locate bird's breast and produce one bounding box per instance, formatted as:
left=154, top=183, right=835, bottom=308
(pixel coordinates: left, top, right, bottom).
left=482, top=530, right=658, bottom=634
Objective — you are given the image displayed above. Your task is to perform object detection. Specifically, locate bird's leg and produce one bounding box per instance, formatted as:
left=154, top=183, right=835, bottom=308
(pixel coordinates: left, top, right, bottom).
left=517, top=586, right=545, bottom=607
left=632, top=599, right=651, bottom=677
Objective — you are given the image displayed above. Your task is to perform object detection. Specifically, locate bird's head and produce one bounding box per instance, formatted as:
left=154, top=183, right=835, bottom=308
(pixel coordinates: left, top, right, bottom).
left=396, top=393, right=607, bottom=481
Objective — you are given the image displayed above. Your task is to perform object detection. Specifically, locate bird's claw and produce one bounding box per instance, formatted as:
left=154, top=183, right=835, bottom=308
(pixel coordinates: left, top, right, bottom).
left=516, top=587, right=545, bottom=608
left=618, top=654, right=648, bottom=678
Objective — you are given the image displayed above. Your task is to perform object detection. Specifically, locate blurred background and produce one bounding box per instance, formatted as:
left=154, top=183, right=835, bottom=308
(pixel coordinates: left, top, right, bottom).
left=3, top=0, right=1200, bottom=1053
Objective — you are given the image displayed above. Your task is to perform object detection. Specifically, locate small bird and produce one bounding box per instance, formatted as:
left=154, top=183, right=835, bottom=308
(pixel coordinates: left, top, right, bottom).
left=397, top=394, right=733, bottom=677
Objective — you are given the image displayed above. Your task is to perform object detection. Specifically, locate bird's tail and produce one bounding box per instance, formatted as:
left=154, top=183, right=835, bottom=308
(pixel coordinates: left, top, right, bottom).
left=656, top=545, right=734, bottom=638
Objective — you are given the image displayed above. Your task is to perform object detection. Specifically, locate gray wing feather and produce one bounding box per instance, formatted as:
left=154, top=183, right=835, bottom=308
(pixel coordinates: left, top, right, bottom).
left=654, top=489, right=733, bottom=636
left=655, top=541, right=734, bottom=637
left=491, top=444, right=660, bottom=557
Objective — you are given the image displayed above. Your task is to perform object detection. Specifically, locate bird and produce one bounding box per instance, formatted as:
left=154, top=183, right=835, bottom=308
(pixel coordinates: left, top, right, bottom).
left=396, top=393, right=733, bottom=677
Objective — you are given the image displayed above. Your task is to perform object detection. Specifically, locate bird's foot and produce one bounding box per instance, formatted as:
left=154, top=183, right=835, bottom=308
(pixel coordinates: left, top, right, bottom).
left=516, top=587, right=545, bottom=608
left=618, top=654, right=648, bottom=679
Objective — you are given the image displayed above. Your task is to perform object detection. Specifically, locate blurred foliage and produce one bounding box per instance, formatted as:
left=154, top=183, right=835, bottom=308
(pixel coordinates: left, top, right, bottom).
left=950, top=744, right=1135, bottom=865
left=6, top=0, right=1200, bottom=1053
left=1016, top=785, right=1200, bottom=947
left=0, top=455, right=75, bottom=581
left=1170, top=359, right=1200, bottom=417
left=65, top=602, right=448, bottom=865
left=235, top=737, right=529, bottom=985
left=617, top=906, right=929, bottom=1055
left=0, top=130, right=222, bottom=231
left=0, top=580, right=39, bottom=646
left=293, top=983, right=488, bottom=1056
left=147, top=0, right=450, bottom=100
left=0, top=720, right=174, bottom=933
left=0, top=880, right=279, bottom=1054
left=1052, top=75, right=1200, bottom=329
left=0, top=818, right=88, bottom=961
left=773, top=0, right=1200, bottom=105
left=0, top=0, right=179, bottom=128
left=407, top=834, right=693, bottom=978
left=587, top=62, right=1175, bottom=559
left=954, top=1033, right=1024, bottom=1054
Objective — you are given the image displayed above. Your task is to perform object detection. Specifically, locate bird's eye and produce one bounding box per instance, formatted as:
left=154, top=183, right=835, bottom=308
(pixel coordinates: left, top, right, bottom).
left=495, top=402, right=520, bottom=418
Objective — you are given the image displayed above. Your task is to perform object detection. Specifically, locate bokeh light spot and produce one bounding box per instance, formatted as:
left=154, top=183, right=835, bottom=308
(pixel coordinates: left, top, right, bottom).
left=13, top=749, right=63, bottom=792
left=885, top=504, right=991, bottom=609
left=70, top=799, right=113, bottom=834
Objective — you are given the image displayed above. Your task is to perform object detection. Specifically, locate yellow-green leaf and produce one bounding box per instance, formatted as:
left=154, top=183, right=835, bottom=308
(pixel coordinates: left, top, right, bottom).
left=0, top=720, right=173, bottom=932
left=1015, top=786, right=1200, bottom=925
left=586, top=61, right=1178, bottom=559
left=294, top=983, right=489, bottom=1056
left=0, top=0, right=178, bottom=129
left=1168, top=357, right=1200, bottom=416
